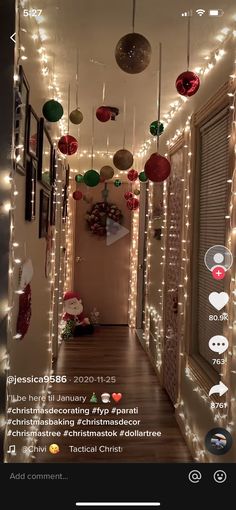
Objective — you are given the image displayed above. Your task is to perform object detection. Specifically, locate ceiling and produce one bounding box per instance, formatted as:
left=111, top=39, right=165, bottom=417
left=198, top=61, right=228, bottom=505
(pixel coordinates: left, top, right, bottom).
left=21, top=0, right=236, bottom=172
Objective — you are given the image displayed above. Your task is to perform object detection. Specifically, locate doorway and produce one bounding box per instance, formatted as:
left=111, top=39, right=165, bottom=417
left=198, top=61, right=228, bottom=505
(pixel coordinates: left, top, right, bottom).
left=74, top=182, right=131, bottom=324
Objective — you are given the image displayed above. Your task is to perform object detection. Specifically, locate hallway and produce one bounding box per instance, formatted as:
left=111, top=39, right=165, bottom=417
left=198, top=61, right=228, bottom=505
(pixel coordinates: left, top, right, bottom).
left=35, top=327, right=192, bottom=463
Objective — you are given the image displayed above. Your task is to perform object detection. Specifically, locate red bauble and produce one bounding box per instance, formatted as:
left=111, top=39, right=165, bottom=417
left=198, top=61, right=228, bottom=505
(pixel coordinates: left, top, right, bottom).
left=175, top=71, right=200, bottom=97
left=73, top=190, right=83, bottom=201
left=96, top=106, right=111, bottom=122
left=144, top=153, right=171, bottom=182
left=124, top=191, right=133, bottom=200
left=127, top=169, right=138, bottom=181
left=16, top=283, right=32, bottom=339
left=58, top=135, right=78, bottom=155
left=127, top=197, right=139, bottom=211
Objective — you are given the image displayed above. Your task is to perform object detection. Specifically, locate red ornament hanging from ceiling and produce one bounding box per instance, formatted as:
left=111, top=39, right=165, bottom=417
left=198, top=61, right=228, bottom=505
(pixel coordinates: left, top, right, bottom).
left=96, top=106, right=111, bottom=123
left=58, top=135, right=78, bottom=156
left=144, top=153, right=171, bottom=183
left=127, top=169, right=138, bottom=182
left=175, top=70, right=200, bottom=97
left=126, top=197, right=140, bottom=211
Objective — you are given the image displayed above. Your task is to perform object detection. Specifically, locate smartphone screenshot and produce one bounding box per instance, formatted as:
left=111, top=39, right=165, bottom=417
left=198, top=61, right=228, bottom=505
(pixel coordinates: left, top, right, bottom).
left=0, top=0, right=236, bottom=507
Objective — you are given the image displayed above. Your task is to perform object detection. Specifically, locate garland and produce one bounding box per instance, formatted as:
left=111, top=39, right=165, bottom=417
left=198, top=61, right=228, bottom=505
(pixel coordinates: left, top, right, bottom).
left=86, top=201, right=123, bottom=237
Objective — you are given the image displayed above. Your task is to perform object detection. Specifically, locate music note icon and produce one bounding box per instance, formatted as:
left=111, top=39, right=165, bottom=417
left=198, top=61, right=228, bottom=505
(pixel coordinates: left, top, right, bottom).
left=7, top=445, right=16, bottom=455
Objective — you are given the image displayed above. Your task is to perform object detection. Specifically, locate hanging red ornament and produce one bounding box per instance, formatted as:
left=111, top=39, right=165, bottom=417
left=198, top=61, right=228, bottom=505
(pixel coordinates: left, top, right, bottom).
left=144, top=153, right=171, bottom=183
left=96, top=106, right=111, bottom=123
left=58, top=135, right=78, bottom=155
left=127, top=169, right=138, bottom=181
left=124, top=191, right=133, bottom=200
left=127, top=197, right=139, bottom=211
left=16, top=284, right=32, bottom=339
left=73, top=190, right=83, bottom=201
left=175, top=70, right=200, bottom=97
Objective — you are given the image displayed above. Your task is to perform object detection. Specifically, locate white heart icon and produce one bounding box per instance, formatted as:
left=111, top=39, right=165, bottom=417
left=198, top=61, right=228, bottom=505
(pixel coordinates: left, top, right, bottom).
left=209, top=292, right=229, bottom=311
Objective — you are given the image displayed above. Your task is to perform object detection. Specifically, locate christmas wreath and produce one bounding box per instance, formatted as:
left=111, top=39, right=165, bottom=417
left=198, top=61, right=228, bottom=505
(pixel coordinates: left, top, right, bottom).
left=86, top=201, right=123, bottom=237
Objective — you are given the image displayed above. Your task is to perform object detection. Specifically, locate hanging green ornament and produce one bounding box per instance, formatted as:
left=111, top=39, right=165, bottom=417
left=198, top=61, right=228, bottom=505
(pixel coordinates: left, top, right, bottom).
left=42, top=99, right=64, bottom=122
left=149, top=120, right=164, bottom=136
left=114, top=179, right=122, bottom=187
left=83, top=169, right=100, bottom=187
left=75, top=173, right=84, bottom=183
left=139, top=171, right=148, bottom=182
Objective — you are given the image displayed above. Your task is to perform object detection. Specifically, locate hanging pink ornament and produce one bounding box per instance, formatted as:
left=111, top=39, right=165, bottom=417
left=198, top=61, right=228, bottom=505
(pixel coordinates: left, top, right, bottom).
left=127, top=169, right=138, bottom=181
left=127, top=197, right=139, bottom=211
left=96, top=106, right=111, bottom=122
left=73, top=190, right=83, bottom=201
left=58, top=135, right=78, bottom=155
left=175, top=70, right=200, bottom=97
left=144, top=153, right=171, bottom=183
left=124, top=191, right=133, bottom=200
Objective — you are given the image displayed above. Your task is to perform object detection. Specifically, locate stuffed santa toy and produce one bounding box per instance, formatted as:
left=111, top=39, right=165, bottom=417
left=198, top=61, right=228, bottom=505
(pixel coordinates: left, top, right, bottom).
left=62, top=291, right=94, bottom=339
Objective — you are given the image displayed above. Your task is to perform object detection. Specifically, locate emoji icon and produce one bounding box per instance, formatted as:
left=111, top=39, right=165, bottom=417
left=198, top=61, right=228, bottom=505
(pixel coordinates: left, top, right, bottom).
left=49, top=444, right=60, bottom=455
left=112, top=392, right=122, bottom=403
left=101, top=393, right=110, bottom=403
left=90, top=392, right=98, bottom=403
left=213, top=470, right=227, bottom=484
left=208, top=292, right=229, bottom=311
left=209, top=381, right=228, bottom=397
left=209, top=335, right=228, bottom=355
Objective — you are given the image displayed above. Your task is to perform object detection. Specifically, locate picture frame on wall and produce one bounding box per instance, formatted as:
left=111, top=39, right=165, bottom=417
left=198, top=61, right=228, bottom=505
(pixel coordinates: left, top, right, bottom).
left=27, top=105, right=40, bottom=160
left=15, top=66, right=30, bottom=175
left=25, top=157, right=37, bottom=221
left=38, top=118, right=53, bottom=189
left=39, top=189, right=50, bottom=238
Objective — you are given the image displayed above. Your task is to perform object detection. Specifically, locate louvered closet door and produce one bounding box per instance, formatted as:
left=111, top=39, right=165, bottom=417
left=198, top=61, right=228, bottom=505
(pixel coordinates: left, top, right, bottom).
left=197, top=107, right=230, bottom=369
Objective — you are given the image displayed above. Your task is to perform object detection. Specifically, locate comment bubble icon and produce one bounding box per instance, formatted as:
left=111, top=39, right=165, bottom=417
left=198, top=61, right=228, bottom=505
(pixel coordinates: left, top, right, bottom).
left=209, top=335, right=228, bottom=355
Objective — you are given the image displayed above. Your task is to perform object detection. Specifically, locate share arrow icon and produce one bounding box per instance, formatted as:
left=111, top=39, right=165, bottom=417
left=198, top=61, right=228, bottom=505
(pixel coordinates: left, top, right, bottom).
left=209, top=381, right=228, bottom=397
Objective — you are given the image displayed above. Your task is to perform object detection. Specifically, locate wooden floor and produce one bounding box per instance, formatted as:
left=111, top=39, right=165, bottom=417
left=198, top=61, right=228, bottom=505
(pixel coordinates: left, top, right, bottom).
left=35, top=326, right=192, bottom=463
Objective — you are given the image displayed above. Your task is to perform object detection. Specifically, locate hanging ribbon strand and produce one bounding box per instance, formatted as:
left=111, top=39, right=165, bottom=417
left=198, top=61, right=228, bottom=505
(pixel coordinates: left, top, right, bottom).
left=157, top=43, right=162, bottom=152
left=132, top=0, right=136, bottom=32
left=123, top=96, right=127, bottom=149
left=91, top=106, right=95, bottom=168
left=132, top=105, right=136, bottom=155
left=76, top=49, right=79, bottom=107
left=187, top=15, right=191, bottom=71
left=67, top=83, right=70, bottom=134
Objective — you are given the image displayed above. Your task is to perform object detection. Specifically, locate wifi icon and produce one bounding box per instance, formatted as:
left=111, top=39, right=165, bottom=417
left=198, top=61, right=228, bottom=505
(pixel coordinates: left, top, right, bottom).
left=196, top=8, right=206, bottom=16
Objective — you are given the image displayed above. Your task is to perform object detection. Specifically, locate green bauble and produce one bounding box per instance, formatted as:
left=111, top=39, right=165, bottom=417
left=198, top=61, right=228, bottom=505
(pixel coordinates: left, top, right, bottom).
left=114, top=179, right=122, bottom=187
left=139, top=171, right=148, bottom=182
left=149, top=120, right=164, bottom=136
left=42, top=99, right=64, bottom=122
left=75, top=173, right=84, bottom=183
left=83, top=169, right=100, bottom=187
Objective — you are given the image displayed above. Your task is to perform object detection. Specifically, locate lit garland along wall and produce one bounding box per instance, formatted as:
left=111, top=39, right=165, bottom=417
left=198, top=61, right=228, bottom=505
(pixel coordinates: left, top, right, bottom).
left=164, top=60, right=236, bottom=461
left=128, top=182, right=140, bottom=328
left=142, top=181, right=153, bottom=347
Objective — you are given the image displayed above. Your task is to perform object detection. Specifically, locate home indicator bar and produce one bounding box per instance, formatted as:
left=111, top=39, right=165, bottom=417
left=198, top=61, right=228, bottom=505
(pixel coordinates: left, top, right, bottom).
left=75, top=504, right=161, bottom=507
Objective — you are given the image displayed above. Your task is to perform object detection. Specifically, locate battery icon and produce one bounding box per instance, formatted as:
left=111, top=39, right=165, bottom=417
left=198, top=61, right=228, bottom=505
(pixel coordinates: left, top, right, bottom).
left=209, top=9, right=224, bottom=16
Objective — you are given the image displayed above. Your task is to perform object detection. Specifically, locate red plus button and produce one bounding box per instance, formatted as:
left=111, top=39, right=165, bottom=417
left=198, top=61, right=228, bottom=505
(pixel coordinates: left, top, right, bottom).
left=212, top=266, right=226, bottom=280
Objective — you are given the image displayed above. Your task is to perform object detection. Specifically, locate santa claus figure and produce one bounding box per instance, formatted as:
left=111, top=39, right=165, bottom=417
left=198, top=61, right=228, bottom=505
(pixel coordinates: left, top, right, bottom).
left=62, top=291, right=94, bottom=339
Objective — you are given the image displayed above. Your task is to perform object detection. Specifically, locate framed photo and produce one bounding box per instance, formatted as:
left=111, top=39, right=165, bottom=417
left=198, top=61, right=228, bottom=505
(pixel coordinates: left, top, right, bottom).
left=27, top=106, right=39, bottom=159
left=39, top=189, right=50, bottom=238
left=15, top=66, right=30, bottom=175
left=38, top=118, right=53, bottom=189
left=50, top=184, right=56, bottom=226
left=25, top=157, right=37, bottom=221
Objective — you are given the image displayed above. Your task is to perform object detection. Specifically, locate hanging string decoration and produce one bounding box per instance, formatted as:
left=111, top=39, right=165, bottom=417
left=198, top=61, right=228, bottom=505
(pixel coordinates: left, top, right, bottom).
left=127, top=197, right=139, bottom=211
left=84, top=169, right=100, bottom=187
left=149, top=120, right=164, bottom=136
left=86, top=202, right=123, bottom=237
left=175, top=15, right=200, bottom=97
left=127, top=169, right=138, bottom=181
left=100, top=165, right=114, bottom=180
left=145, top=43, right=171, bottom=183
left=58, top=134, right=78, bottom=155
left=139, top=171, right=148, bottom=182
left=114, top=179, right=122, bottom=187
left=70, top=50, right=84, bottom=124
left=73, top=190, right=83, bottom=201
left=42, top=99, right=63, bottom=122
left=115, top=0, right=151, bottom=74
left=75, top=173, right=84, bottom=183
